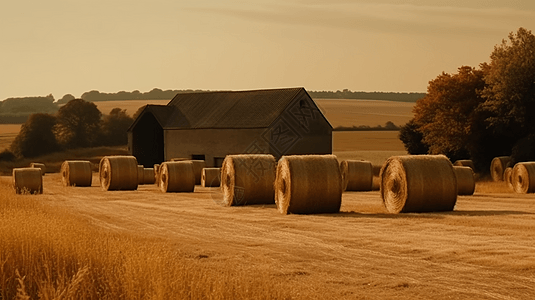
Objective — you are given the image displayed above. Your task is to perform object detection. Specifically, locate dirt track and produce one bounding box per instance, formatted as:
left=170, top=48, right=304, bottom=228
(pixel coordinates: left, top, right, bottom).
left=7, top=173, right=535, bottom=299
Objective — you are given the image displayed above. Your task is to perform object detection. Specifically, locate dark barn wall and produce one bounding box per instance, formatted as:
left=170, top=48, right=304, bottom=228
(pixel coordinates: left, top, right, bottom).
left=131, top=112, right=164, bottom=167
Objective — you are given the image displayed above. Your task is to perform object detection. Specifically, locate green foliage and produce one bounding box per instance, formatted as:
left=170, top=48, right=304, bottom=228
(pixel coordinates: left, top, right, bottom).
left=54, top=99, right=102, bottom=149
left=99, top=108, right=134, bottom=146
left=10, top=113, right=61, bottom=158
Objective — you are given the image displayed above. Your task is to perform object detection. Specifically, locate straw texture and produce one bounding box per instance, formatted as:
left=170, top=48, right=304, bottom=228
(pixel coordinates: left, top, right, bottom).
left=159, top=161, right=195, bottom=193
left=154, top=164, right=160, bottom=186
left=142, top=168, right=156, bottom=184
left=99, top=156, right=139, bottom=191
left=453, top=166, right=475, bottom=195
left=380, top=155, right=457, bottom=213
left=453, top=159, right=475, bottom=170
left=202, top=168, right=221, bottom=187
left=490, top=156, right=511, bottom=181
left=61, top=160, right=92, bottom=187
left=512, top=162, right=535, bottom=194
left=221, top=154, right=276, bottom=206
left=30, top=163, right=46, bottom=176
left=189, top=160, right=206, bottom=185
left=137, top=165, right=145, bottom=184
left=504, top=167, right=513, bottom=190
left=340, top=160, right=373, bottom=191
left=275, top=155, right=343, bottom=214
left=13, top=168, right=43, bottom=194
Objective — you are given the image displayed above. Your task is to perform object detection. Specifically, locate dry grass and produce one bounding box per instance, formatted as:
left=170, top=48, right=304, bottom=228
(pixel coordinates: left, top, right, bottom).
left=94, top=99, right=170, bottom=116
left=0, top=124, right=21, bottom=151
left=0, top=179, right=292, bottom=300
left=1, top=173, right=533, bottom=299
left=315, top=99, right=414, bottom=127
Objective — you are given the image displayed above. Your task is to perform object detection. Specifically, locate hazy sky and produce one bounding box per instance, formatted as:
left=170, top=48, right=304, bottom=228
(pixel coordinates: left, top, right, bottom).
left=1, top=0, right=534, bottom=100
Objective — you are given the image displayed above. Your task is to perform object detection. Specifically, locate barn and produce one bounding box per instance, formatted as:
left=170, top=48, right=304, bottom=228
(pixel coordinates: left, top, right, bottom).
left=127, top=87, right=332, bottom=167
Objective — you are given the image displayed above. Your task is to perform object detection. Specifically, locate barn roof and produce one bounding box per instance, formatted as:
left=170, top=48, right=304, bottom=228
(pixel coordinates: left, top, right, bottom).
left=128, top=87, right=327, bottom=131
left=165, top=87, right=306, bottom=129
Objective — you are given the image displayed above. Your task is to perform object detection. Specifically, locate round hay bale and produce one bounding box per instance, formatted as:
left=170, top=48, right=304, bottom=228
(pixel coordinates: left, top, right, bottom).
left=275, top=155, right=342, bottom=214
left=159, top=161, right=195, bottom=193
left=202, top=167, right=221, bottom=187
left=30, top=163, right=46, bottom=176
left=453, top=166, right=475, bottom=195
left=99, top=156, right=139, bottom=191
left=339, top=160, right=373, bottom=191
left=61, top=160, right=92, bottom=187
left=137, top=165, right=145, bottom=184
left=143, top=168, right=156, bottom=184
left=490, top=156, right=511, bottom=181
left=380, top=155, right=457, bottom=213
left=453, top=159, right=475, bottom=170
left=154, top=164, right=161, bottom=186
left=13, top=168, right=43, bottom=194
left=511, top=162, right=535, bottom=194
left=504, top=167, right=513, bottom=190
left=189, top=160, right=206, bottom=185
left=221, top=154, right=276, bottom=206
left=170, top=158, right=188, bottom=161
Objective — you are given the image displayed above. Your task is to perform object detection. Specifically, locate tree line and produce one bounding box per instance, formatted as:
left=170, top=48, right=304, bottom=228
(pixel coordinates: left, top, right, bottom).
left=0, top=99, right=134, bottom=161
left=399, top=27, right=535, bottom=174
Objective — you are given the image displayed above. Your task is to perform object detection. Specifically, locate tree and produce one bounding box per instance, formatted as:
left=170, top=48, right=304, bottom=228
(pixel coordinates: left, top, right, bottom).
left=480, top=28, right=535, bottom=139
left=10, top=113, right=60, bottom=158
left=99, top=108, right=134, bottom=146
left=398, top=119, right=429, bottom=155
left=57, top=94, right=75, bottom=104
left=54, top=99, right=102, bottom=148
left=409, top=66, right=486, bottom=162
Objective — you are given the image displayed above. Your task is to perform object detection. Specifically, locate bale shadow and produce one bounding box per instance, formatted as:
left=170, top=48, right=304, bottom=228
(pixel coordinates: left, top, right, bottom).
left=326, top=209, right=534, bottom=219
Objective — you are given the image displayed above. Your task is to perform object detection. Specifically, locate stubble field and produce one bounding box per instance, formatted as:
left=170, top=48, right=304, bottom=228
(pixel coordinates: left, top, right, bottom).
left=1, top=99, right=534, bottom=299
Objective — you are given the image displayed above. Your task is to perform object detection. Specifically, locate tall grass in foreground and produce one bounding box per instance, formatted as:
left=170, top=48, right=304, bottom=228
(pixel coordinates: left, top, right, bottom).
left=0, top=181, right=291, bottom=300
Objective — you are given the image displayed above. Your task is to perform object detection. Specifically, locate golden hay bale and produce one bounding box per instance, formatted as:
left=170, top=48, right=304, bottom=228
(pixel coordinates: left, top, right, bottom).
left=504, top=167, right=513, bottom=190
left=380, top=155, right=457, bottom=213
left=137, top=165, right=145, bottom=184
left=511, top=162, right=535, bottom=194
left=61, top=160, right=92, bottom=187
left=371, top=176, right=381, bottom=191
left=143, top=168, right=156, bottom=184
left=189, top=160, right=206, bottom=185
left=30, top=162, right=46, bottom=176
left=202, top=168, right=221, bottom=187
left=170, top=158, right=188, bottom=161
left=99, top=156, right=139, bottom=191
left=453, top=166, right=475, bottom=195
left=490, top=156, right=511, bottom=181
left=275, top=155, right=342, bottom=214
left=159, top=161, right=195, bottom=193
left=453, top=159, right=475, bottom=170
left=339, top=160, right=373, bottom=191
left=12, top=168, right=43, bottom=194
left=154, top=164, right=161, bottom=186
left=221, top=154, right=276, bottom=206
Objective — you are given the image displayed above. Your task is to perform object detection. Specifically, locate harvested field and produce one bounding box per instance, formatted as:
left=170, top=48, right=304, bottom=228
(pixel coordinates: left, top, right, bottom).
left=1, top=173, right=533, bottom=299
left=315, top=99, right=414, bottom=127
left=0, top=124, right=21, bottom=151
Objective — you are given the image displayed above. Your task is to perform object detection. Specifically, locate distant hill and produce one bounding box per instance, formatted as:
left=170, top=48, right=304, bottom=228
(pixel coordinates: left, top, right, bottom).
left=0, top=96, right=58, bottom=124
left=71, top=88, right=425, bottom=103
